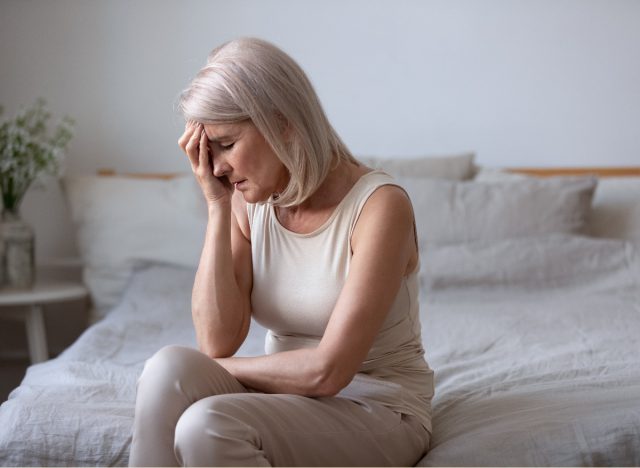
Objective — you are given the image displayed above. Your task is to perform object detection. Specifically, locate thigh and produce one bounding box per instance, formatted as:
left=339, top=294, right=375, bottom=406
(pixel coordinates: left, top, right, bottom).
left=178, top=392, right=429, bottom=467
left=130, top=345, right=250, bottom=467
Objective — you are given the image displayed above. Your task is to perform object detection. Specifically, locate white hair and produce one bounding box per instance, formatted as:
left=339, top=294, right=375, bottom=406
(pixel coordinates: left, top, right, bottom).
left=177, top=37, right=356, bottom=206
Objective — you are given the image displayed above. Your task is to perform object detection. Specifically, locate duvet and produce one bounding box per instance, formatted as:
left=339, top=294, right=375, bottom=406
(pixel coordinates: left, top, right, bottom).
left=0, top=234, right=639, bottom=466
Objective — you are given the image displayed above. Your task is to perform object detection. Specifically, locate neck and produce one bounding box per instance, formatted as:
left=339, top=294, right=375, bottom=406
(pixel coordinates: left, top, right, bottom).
left=276, top=160, right=371, bottom=227
left=273, top=158, right=371, bottom=234
left=293, top=160, right=361, bottom=213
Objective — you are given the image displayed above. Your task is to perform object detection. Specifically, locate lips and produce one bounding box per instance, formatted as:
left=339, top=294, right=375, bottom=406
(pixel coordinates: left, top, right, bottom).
left=233, top=179, right=247, bottom=189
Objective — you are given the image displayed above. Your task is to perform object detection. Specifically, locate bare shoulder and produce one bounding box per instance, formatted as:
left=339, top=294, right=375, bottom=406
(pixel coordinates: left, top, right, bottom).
left=360, top=184, right=413, bottom=225
left=231, top=189, right=251, bottom=241
left=352, top=184, right=414, bottom=243
left=351, top=183, right=418, bottom=274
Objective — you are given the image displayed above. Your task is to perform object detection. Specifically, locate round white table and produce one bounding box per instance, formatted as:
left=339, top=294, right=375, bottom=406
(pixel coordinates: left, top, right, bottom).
left=0, top=281, right=88, bottom=363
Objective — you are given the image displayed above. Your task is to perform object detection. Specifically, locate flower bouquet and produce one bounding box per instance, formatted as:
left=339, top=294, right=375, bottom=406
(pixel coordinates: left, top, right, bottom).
left=0, top=99, right=75, bottom=288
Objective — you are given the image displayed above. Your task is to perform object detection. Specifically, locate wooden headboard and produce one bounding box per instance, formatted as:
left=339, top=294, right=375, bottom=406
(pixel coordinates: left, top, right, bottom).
left=505, top=167, right=640, bottom=178
left=97, top=166, right=640, bottom=179
left=97, top=169, right=179, bottom=180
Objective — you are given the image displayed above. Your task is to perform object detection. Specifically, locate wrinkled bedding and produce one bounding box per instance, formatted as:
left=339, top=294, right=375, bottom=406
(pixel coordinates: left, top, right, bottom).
left=419, top=235, right=640, bottom=466
left=0, top=266, right=267, bottom=466
left=1, top=234, right=639, bottom=466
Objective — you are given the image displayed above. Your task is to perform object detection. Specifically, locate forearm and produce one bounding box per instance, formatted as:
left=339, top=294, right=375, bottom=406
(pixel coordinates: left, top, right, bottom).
left=192, top=202, right=249, bottom=357
left=216, top=348, right=348, bottom=397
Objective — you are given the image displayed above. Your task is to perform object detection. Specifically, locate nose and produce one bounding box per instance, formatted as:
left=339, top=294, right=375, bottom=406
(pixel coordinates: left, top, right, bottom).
left=212, top=155, right=231, bottom=178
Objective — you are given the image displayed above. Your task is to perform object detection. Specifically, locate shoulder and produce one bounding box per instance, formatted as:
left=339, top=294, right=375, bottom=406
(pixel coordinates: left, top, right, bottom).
left=352, top=184, right=414, bottom=244
left=361, top=183, right=413, bottom=223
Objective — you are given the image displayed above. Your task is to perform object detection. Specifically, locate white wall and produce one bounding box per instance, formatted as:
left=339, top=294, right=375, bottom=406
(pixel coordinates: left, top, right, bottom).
left=1, top=0, right=639, bottom=261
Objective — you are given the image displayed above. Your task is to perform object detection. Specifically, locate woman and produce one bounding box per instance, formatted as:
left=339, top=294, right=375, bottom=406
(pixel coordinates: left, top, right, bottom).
left=130, top=37, right=433, bottom=467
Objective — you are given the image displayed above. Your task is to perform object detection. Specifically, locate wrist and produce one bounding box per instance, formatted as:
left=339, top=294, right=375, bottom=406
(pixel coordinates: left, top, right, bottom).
left=207, top=197, right=232, bottom=215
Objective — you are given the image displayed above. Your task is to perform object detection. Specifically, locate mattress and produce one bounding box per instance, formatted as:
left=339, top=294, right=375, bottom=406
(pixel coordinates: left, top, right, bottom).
left=1, top=234, right=639, bottom=466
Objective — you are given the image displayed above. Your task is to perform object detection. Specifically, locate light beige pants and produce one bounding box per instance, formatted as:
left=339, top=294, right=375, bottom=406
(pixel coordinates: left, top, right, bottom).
left=129, top=345, right=429, bottom=467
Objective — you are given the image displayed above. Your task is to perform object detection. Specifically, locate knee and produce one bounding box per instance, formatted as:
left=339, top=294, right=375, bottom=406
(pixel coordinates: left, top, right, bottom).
left=174, top=400, right=214, bottom=458
left=138, top=345, right=203, bottom=389
left=175, top=396, right=254, bottom=447
left=174, top=397, right=263, bottom=466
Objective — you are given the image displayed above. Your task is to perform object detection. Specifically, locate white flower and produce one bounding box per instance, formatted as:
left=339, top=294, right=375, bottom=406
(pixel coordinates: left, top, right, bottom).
left=0, top=99, right=74, bottom=213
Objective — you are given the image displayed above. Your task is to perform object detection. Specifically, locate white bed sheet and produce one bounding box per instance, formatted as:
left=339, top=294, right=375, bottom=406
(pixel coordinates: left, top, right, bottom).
left=0, top=265, right=267, bottom=466
left=418, top=234, right=640, bottom=466
left=0, top=234, right=639, bottom=466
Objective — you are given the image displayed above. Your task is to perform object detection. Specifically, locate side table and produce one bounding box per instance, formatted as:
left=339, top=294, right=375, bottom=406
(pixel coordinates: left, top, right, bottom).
left=0, top=281, right=89, bottom=364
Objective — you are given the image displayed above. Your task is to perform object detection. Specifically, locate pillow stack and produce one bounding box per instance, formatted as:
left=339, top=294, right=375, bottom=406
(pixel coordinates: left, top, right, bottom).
left=359, top=152, right=475, bottom=180
left=365, top=156, right=597, bottom=249
left=474, top=167, right=640, bottom=243
left=63, top=152, right=477, bottom=319
left=67, top=152, right=633, bottom=318
left=397, top=175, right=597, bottom=249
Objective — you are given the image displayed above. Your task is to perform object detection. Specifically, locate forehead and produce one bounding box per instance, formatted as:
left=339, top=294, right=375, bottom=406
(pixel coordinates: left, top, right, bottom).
left=203, top=121, right=248, bottom=140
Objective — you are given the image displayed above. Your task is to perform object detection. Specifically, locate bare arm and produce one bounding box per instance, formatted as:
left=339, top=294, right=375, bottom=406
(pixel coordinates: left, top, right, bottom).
left=179, top=122, right=253, bottom=357
left=191, top=195, right=252, bottom=357
left=216, top=185, right=417, bottom=396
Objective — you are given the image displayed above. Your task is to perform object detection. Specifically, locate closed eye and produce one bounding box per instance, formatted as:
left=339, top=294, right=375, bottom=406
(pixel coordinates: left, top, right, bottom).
left=207, top=139, right=235, bottom=151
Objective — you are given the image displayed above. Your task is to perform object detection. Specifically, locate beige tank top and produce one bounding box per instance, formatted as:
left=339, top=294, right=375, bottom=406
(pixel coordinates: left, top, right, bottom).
left=247, top=170, right=434, bottom=433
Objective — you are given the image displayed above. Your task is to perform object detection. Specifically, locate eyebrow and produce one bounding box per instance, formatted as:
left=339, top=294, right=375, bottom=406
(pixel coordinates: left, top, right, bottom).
left=207, top=130, right=240, bottom=143
left=207, top=135, right=232, bottom=143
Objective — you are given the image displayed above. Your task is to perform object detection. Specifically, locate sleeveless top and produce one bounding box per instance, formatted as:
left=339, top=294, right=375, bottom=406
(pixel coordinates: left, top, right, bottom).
left=247, top=170, right=434, bottom=433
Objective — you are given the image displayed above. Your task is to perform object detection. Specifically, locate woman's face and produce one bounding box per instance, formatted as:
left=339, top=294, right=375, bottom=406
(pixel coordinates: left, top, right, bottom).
left=203, top=120, right=289, bottom=203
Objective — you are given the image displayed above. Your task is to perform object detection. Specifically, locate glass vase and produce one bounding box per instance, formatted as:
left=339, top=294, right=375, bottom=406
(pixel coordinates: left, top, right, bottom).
left=1, top=209, right=35, bottom=289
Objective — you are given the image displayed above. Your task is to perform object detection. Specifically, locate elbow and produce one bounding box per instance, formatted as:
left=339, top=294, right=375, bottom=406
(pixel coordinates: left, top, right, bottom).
left=200, top=344, right=235, bottom=359
left=197, top=326, right=246, bottom=359
left=309, top=358, right=353, bottom=397
left=193, top=310, right=250, bottom=359
left=312, top=382, right=343, bottom=398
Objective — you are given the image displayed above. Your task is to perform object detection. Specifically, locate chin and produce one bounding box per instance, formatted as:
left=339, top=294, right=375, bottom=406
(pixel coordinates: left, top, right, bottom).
left=240, top=190, right=270, bottom=204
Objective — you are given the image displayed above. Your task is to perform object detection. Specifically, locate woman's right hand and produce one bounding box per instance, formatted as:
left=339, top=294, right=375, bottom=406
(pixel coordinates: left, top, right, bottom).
left=178, top=120, right=233, bottom=206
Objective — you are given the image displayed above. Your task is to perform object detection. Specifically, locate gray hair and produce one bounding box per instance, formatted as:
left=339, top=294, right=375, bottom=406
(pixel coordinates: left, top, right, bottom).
left=177, top=37, right=356, bottom=206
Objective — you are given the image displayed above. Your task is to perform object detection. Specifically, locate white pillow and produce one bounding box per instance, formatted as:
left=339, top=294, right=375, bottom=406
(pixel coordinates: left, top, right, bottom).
left=475, top=168, right=640, bottom=242
left=588, top=178, right=640, bottom=242
left=397, top=176, right=597, bottom=248
left=421, top=234, right=639, bottom=294
left=359, top=152, right=475, bottom=180
left=63, top=174, right=207, bottom=318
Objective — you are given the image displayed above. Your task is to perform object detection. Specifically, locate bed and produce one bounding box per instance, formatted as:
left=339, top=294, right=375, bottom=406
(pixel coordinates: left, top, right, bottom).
left=1, top=154, right=639, bottom=466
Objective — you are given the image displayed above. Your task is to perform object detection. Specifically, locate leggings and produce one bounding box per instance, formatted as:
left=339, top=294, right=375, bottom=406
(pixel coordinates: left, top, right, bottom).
left=129, top=345, right=429, bottom=467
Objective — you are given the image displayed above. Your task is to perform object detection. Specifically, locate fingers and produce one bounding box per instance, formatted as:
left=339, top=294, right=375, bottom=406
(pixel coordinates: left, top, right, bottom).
left=182, top=123, right=204, bottom=171
left=198, top=127, right=210, bottom=173
left=177, top=120, right=197, bottom=151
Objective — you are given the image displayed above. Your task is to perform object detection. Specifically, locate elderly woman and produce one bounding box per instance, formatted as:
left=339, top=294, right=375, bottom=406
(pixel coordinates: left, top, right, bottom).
left=129, top=37, right=433, bottom=467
